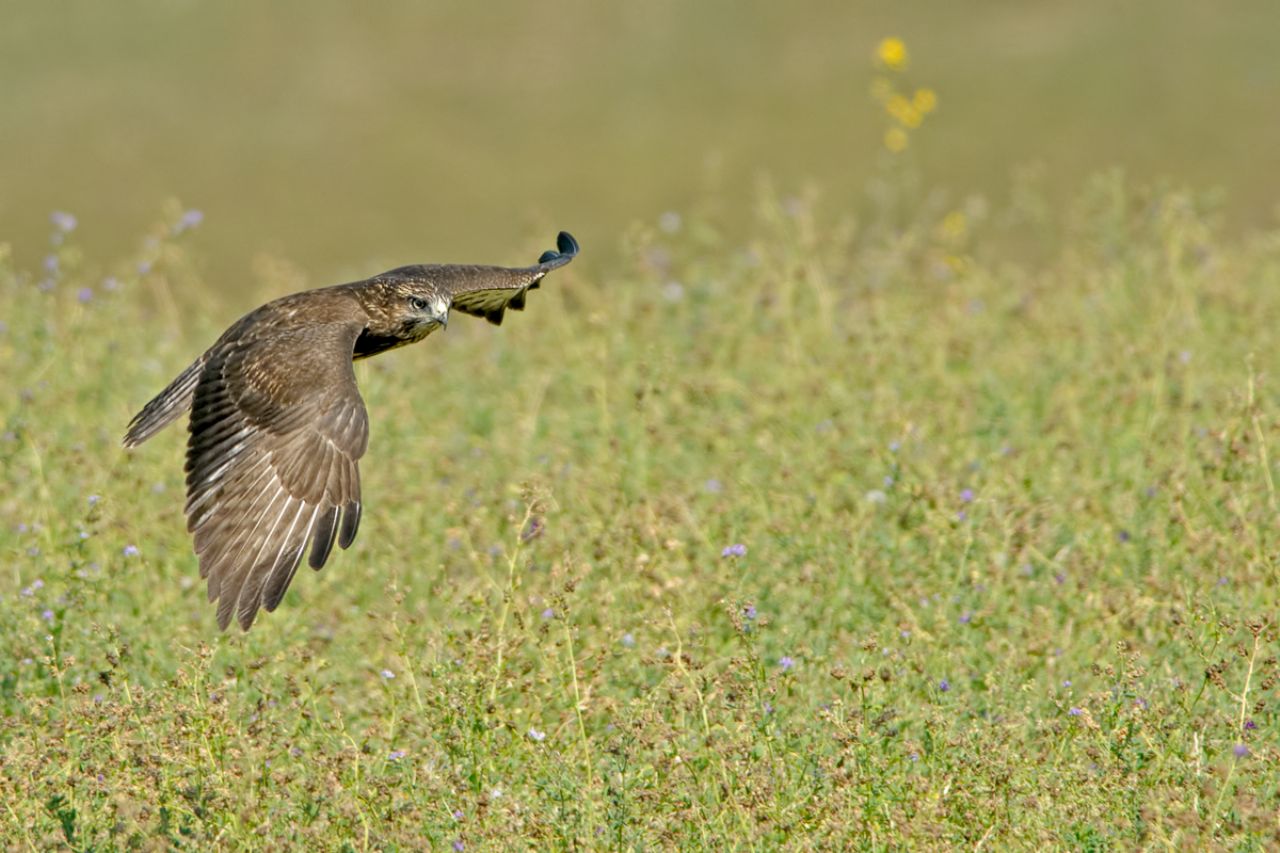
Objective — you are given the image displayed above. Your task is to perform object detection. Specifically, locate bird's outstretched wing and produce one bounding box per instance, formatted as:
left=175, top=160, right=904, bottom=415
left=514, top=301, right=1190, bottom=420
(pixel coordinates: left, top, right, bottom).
left=184, top=322, right=369, bottom=630
left=447, top=231, right=579, bottom=325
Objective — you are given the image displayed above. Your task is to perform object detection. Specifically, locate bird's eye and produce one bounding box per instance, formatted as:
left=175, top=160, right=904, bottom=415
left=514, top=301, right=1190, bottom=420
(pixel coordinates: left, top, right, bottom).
left=409, top=296, right=429, bottom=312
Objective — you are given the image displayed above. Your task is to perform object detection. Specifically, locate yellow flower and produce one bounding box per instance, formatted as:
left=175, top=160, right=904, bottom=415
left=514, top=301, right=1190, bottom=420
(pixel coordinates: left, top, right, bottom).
left=884, top=127, right=909, bottom=153
left=886, top=95, right=922, bottom=128
left=941, top=211, right=968, bottom=242
left=913, top=88, right=938, bottom=114
left=876, top=37, right=908, bottom=71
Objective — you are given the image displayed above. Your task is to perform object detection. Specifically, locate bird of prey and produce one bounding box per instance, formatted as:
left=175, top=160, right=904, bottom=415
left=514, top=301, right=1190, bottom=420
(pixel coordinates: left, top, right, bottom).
left=124, top=231, right=579, bottom=631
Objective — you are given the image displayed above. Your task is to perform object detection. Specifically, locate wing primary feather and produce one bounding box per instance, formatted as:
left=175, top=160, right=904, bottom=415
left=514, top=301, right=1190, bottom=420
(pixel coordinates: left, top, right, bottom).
left=310, top=505, right=340, bottom=569
left=338, top=500, right=361, bottom=549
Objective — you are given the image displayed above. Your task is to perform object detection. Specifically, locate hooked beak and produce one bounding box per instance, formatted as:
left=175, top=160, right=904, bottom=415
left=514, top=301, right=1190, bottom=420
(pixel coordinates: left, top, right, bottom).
left=434, top=306, right=449, bottom=330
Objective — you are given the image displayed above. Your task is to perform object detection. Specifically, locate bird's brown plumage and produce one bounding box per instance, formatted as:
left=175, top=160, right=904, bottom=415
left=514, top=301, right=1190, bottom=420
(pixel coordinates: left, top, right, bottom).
left=124, top=231, right=578, bottom=630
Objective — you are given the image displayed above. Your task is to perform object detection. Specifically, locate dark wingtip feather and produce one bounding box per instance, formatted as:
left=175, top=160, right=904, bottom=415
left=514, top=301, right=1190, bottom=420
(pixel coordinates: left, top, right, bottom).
left=309, top=505, right=340, bottom=569
left=338, top=501, right=362, bottom=550
left=535, top=231, right=580, bottom=270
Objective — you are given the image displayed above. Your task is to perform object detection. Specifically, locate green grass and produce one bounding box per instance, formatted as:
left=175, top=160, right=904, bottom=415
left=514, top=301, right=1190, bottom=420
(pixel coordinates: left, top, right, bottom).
left=3, top=171, right=1280, bottom=848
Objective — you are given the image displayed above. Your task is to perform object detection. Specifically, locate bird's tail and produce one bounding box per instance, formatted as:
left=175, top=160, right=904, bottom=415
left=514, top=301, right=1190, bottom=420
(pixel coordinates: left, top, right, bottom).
left=123, top=357, right=205, bottom=447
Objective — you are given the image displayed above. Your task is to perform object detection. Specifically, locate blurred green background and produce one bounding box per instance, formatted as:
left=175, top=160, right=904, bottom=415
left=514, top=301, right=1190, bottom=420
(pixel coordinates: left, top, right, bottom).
left=3, top=0, right=1277, bottom=287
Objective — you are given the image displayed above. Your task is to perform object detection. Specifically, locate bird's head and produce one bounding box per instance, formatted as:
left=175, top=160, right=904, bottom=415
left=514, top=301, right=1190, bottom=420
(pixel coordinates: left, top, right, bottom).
left=359, top=279, right=451, bottom=347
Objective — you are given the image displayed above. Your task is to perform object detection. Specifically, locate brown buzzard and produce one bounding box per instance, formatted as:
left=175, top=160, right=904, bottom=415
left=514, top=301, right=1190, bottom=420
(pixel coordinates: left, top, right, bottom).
left=124, top=231, right=579, bottom=630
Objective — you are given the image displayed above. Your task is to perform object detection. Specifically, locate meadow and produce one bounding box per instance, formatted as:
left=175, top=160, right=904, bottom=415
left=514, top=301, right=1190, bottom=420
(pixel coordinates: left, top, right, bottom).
left=2, top=163, right=1279, bottom=848
left=3, top=5, right=1280, bottom=849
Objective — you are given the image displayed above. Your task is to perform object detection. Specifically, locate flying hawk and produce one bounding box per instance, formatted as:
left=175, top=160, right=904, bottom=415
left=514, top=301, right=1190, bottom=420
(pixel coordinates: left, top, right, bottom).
left=124, top=231, right=579, bottom=630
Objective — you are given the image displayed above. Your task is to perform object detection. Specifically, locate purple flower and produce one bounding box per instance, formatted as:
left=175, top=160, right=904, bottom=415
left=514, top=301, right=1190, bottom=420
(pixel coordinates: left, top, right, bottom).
left=620, top=632, right=635, bottom=647
left=452, top=810, right=464, bottom=821
left=520, top=517, right=545, bottom=542
left=722, top=543, right=747, bottom=558
left=958, top=610, right=973, bottom=625
left=540, top=607, right=555, bottom=620
left=452, top=841, right=465, bottom=853
left=955, top=510, right=967, bottom=522
left=41, top=610, right=54, bottom=623
left=88, top=494, right=101, bottom=506
left=122, top=545, right=140, bottom=557
left=43, top=255, right=60, bottom=274
left=380, top=669, right=395, bottom=680
left=174, top=209, right=205, bottom=233
left=1061, top=680, right=1072, bottom=688
left=1068, top=707, right=1083, bottom=717
left=1244, top=719, right=1257, bottom=731
left=528, top=727, right=546, bottom=742
left=50, top=211, right=78, bottom=232
left=1233, top=743, right=1249, bottom=758
left=77, top=287, right=94, bottom=303
left=778, top=656, right=795, bottom=672
left=938, top=678, right=950, bottom=692
left=959, top=488, right=974, bottom=503
left=1117, top=530, right=1131, bottom=543
left=743, top=604, right=757, bottom=620
left=388, top=749, right=406, bottom=761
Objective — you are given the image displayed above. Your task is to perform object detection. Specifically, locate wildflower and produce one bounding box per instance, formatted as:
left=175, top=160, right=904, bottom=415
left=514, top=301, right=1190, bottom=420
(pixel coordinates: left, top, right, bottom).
left=763, top=701, right=774, bottom=714
left=1068, top=707, right=1083, bottom=717
left=958, top=610, right=973, bottom=624
left=884, top=127, right=908, bottom=153
left=913, top=88, right=937, bottom=113
left=722, top=543, right=747, bottom=558
left=883, top=475, right=895, bottom=487
left=44, top=255, right=60, bottom=275
left=1062, top=680, right=1072, bottom=688
left=122, top=545, right=140, bottom=557
left=520, top=516, right=544, bottom=542
left=886, top=94, right=921, bottom=128
left=388, top=749, right=406, bottom=761
left=1117, top=530, right=1131, bottom=543
left=174, top=209, right=205, bottom=234
left=938, top=678, right=951, bottom=692
left=621, top=632, right=636, bottom=648
left=1244, top=719, right=1257, bottom=731
left=380, top=669, right=395, bottom=680
left=779, top=656, right=796, bottom=672
left=528, top=727, right=546, bottom=742
left=876, top=37, right=908, bottom=70
left=50, top=211, right=78, bottom=232
left=955, top=510, right=967, bottom=522
left=540, top=607, right=555, bottom=620
left=743, top=605, right=757, bottom=620
left=452, top=810, right=464, bottom=820
left=941, top=211, right=967, bottom=242
left=704, top=478, right=723, bottom=494
left=452, top=841, right=465, bottom=853
left=959, top=488, right=974, bottom=503
left=77, top=287, right=94, bottom=303
left=41, top=610, right=54, bottom=623
left=88, top=494, right=101, bottom=506
left=1232, top=743, right=1249, bottom=758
